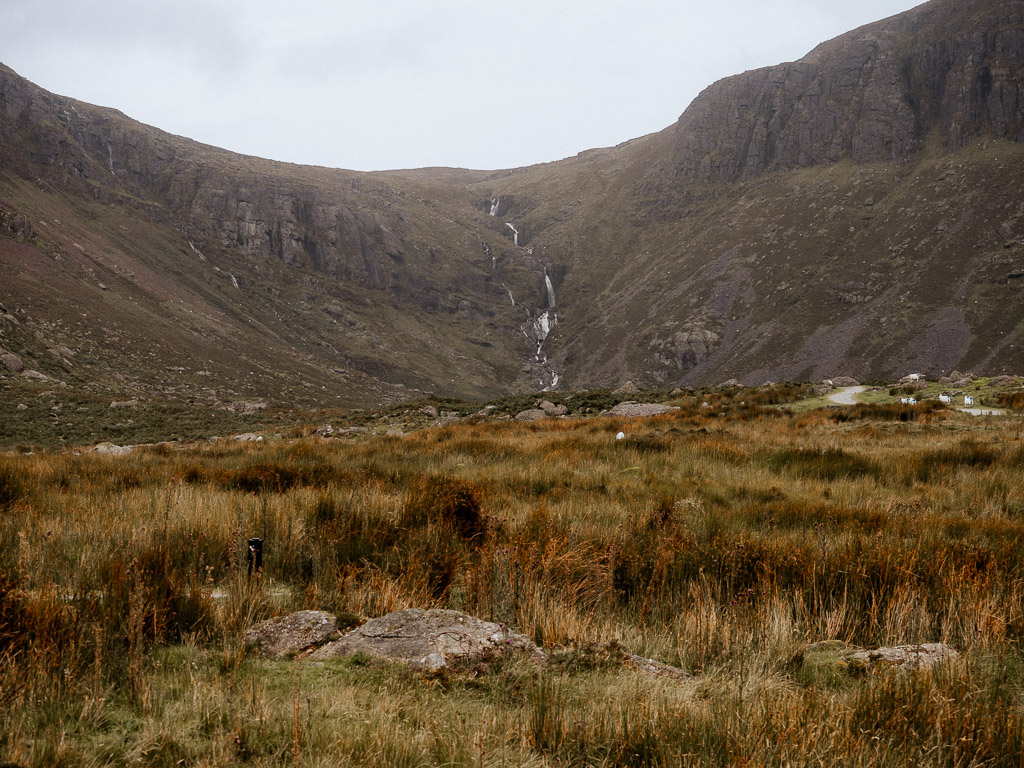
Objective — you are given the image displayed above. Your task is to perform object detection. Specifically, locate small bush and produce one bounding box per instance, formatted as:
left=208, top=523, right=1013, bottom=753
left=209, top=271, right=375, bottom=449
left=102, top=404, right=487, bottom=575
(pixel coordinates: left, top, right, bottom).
left=763, top=446, right=879, bottom=480
left=401, top=475, right=484, bottom=542
left=0, top=462, right=25, bottom=509
left=832, top=401, right=944, bottom=423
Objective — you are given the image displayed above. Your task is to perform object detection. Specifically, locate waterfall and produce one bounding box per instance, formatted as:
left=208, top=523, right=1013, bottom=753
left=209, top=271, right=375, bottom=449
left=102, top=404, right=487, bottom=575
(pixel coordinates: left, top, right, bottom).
left=489, top=197, right=500, bottom=216
left=187, top=240, right=207, bottom=262
left=544, top=271, right=556, bottom=308
left=505, top=222, right=519, bottom=247
left=230, top=274, right=240, bottom=289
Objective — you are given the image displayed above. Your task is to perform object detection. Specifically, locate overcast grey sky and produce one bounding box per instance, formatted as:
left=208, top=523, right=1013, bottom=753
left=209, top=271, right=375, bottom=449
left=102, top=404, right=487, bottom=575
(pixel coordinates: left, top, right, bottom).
left=1, top=1, right=925, bottom=172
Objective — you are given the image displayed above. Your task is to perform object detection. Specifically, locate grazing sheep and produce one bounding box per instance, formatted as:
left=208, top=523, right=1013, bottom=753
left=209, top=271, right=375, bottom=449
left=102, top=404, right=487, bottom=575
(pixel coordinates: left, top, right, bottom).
left=900, top=397, right=917, bottom=405
left=964, top=395, right=975, bottom=407
left=939, top=394, right=952, bottom=404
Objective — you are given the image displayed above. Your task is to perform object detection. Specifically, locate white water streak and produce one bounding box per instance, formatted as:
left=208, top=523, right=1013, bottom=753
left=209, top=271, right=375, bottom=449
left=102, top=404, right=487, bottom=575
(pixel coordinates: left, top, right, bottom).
left=505, top=222, right=519, bottom=247
left=489, top=198, right=500, bottom=216
left=544, top=272, right=556, bottom=308
left=187, top=240, right=207, bottom=262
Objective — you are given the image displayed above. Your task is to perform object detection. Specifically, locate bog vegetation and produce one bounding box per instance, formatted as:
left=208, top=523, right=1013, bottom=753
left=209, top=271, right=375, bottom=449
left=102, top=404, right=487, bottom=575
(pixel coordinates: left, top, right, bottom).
left=1, top=390, right=1023, bottom=766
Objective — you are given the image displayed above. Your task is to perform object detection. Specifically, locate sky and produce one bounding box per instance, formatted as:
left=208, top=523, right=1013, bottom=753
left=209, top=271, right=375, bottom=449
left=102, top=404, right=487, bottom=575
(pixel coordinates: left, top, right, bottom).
left=0, top=0, right=926, bottom=172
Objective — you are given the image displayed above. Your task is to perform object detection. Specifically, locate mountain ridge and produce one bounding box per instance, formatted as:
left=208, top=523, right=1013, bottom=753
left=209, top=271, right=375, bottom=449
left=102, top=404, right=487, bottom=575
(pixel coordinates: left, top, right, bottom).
left=2, top=0, right=1023, bottom=445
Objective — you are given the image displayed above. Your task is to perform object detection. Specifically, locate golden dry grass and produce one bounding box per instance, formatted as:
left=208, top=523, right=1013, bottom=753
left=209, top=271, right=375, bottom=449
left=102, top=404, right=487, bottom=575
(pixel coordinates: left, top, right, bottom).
left=1, top=400, right=1022, bottom=765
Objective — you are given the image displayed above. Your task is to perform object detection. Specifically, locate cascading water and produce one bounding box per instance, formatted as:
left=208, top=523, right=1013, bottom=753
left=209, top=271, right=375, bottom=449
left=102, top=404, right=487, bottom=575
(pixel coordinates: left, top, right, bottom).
left=529, top=268, right=560, bottom=390
left=505, top=222, right=519, bottom=247
left=489, top=197, right=500, bottom=217
left=187, top=240, right=207, bottom=262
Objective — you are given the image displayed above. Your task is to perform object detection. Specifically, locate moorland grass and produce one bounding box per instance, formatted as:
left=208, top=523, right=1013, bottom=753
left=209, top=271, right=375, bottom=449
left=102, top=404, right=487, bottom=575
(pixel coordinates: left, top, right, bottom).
left=1, top=400, right=1023, bottom=765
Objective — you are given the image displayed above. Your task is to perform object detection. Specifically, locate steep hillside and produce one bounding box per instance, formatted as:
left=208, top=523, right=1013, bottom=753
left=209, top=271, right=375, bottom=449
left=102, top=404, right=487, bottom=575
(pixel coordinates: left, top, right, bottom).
left=475, top=0, right=1024, bottom=386
left=0, top=64, right=561, bottom=410
left=2, top=0, right=1023, bottom=445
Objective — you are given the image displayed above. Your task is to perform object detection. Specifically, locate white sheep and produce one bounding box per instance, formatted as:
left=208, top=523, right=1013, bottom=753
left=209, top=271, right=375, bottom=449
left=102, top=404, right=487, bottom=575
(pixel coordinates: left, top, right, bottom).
left=900, top=397, right=917, bottom=405
left=616, top=431, right=625, bottom=440
left=964, top=395, right=975, bottom=407
left=939, top=394, right=951, bottom=404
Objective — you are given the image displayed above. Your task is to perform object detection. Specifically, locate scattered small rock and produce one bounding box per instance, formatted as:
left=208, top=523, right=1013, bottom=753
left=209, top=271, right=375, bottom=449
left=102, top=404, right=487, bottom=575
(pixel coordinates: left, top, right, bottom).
left=232, top=400, right=268, bottom=415
left=420, top=405, right=439, bottom=419
left=233, top=433, right=263, bottom=442
left=109, top=399, right=139, bottom=409
left=385, top=428, right=405, bottom=437
left=16, top=403, right=27, bottom=410
left=314, top=424, right=335, bottom=437
left=21, top=369, right=48, bottom=381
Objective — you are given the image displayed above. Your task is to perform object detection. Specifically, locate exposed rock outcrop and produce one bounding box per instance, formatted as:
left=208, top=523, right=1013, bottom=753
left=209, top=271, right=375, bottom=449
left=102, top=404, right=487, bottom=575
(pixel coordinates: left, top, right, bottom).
left=649, top=329, right=721, bottom=372
left=671, top=0, right=1024, bottom=183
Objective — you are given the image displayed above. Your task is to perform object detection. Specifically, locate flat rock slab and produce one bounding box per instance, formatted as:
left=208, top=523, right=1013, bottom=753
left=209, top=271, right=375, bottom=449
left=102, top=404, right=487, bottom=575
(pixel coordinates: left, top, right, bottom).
left=608, top=403, right=679, bottom=418
left=310, top=608, right=543, bottom=669
left=623, top=653, right=692, bottom=681
left=245, top=610, right=340, bottom=659
left=848, top=642, right=958, bottom=671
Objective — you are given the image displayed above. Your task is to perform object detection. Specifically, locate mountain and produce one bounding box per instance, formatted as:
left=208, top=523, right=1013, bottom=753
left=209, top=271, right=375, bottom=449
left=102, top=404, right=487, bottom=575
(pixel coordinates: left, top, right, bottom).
left=2, top=0, right=1023, bottom=442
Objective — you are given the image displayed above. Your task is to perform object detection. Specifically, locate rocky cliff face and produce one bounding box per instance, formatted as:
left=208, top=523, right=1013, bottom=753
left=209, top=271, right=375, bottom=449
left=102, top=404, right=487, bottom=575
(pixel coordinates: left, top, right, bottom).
left=670, top=0, right=1024, bottom=183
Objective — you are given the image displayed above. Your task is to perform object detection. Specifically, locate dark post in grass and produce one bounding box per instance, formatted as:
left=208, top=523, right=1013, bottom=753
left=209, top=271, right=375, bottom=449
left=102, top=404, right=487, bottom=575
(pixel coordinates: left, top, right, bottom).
left=247, top=537, right=263, bottom=581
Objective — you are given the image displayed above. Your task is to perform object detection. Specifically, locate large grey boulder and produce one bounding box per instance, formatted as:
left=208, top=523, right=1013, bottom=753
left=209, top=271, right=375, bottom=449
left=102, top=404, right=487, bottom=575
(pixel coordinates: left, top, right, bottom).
left=608, top=402, right=679, bottom=418
left=245, top=611, right=340, bottom=659
left=309, top=608, right=543, bottom=670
